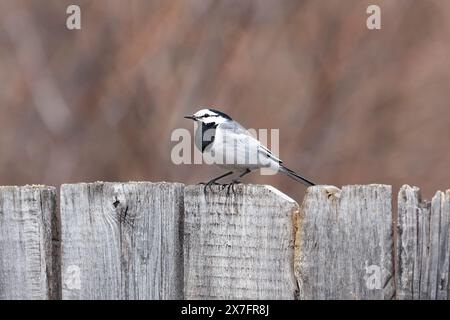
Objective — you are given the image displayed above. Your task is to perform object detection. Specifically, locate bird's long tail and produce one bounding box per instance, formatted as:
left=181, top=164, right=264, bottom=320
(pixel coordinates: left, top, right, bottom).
left=279, top=165, right=315, bottom=187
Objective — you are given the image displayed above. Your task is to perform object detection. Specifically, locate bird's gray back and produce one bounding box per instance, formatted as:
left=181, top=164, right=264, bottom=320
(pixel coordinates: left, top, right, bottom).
left=217, top=120, right=251, bottom=135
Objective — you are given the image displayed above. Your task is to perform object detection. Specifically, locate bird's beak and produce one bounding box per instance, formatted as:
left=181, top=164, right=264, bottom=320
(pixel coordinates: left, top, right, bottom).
left=184, top=115, right=196, bottom=121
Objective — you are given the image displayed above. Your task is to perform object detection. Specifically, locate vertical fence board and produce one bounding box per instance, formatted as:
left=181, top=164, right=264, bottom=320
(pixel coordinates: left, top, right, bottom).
left=1, top=181, right=448, bottom=300
left=295, top=185, right=394, bottom=299
left=60, top=182, right=184, bottom=299
left=183, top=185, right=299, bottom=299
left=397, top=185, right=450, bottom=300
left=0, top=186, right=59, bottom=299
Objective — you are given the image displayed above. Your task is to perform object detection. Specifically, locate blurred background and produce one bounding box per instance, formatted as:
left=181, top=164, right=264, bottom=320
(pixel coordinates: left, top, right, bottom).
left=0, top=0, right=449, bottom=202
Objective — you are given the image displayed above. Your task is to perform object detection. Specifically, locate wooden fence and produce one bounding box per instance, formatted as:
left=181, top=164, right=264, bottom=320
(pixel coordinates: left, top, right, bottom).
left=0, top=182, right=449, bottom=300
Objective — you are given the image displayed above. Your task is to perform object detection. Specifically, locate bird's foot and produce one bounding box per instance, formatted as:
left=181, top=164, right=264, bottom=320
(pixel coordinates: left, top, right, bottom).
left=225, top=179, right=242, bottom=196
left=198, top=181, right=223, bottom=194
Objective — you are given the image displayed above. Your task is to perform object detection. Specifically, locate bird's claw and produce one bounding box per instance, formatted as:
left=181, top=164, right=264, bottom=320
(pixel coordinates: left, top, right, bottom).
left=225, top=180, right=241, bottom=196
left=199, top=181, right=223, bottom=194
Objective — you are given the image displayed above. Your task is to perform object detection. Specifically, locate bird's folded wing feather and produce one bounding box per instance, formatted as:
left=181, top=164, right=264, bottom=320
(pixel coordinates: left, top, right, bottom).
left=258, top=144, right=282, bottom=163
left=218, top=121, right=282, bottom=164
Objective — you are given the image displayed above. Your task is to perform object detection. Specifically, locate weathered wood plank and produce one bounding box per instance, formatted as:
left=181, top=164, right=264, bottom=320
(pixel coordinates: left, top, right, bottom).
left=295, top=185, right=394, bottom=300
left=183, top=185, right=298, bottom=299
left=0, top=186, right=59, bottom=300
left=60, top=182, right=184, bottom=299
left=397, top=185, right=450, bottom=300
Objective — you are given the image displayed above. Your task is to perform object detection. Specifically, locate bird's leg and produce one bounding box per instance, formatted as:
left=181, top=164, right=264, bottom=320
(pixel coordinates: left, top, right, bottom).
left=199, top=171, right=233, bottom=193
left=226, top=169, right=252, bottom=195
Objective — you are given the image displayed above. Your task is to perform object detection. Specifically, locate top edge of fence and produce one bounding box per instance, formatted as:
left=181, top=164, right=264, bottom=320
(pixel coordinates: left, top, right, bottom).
left=185, top=183, right=299, bottom=204
left=306, top=184, right=391, bottom=192
left=1, top=183, right=448, bottom=198
left=0, top=184, right=56, bottom=191
left=399, top=184, right=419, bottom=190
left=399, top=184, right=450, bottom=196
left=60, top=181, right=186, bottom=188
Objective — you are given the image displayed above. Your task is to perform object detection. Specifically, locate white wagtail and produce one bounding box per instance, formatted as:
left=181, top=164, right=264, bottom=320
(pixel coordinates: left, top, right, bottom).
left=185, top=108, right=315, bottom=192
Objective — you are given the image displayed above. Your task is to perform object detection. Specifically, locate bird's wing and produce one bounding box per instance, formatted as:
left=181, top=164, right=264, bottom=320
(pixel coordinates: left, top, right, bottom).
left=258, top=144, right=282, bottom=164
left=217, top=121, right=282, bottom=166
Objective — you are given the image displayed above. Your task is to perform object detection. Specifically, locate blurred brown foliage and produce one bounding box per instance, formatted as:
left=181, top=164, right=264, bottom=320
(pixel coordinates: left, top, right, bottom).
left=0, top=0, right=449, bottom=201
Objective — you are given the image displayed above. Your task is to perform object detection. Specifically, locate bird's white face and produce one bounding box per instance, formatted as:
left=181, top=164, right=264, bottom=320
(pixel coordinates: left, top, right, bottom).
left=186, top=108, right=231, bottom=125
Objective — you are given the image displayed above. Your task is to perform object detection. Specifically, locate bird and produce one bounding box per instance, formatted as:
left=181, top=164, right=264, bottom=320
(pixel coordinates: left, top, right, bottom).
left=184, top=108, right=315, bottom=192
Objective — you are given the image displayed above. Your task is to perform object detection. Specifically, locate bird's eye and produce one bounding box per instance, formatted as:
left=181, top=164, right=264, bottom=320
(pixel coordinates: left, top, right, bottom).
left=203, top=114, right=210, bottom=118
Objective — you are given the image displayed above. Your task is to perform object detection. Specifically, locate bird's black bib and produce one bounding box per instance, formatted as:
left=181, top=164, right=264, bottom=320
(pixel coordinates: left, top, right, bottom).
left=197, top=122, right=216, bottom=152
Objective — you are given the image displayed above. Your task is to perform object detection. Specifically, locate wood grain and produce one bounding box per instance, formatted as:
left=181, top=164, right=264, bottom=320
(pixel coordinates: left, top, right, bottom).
left=60, top=182, right=184, bottom=299
left=1, top=181, right=448, bottom=300
left=295, top=185, right=394, bottom=299
left=0, top=186, right=59, bottom=299
left=183, top=184, right=299, bottom=299
left=397, top=185, right=450, bottom=299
